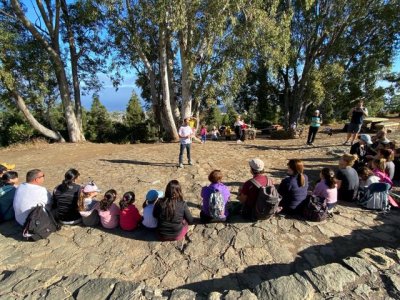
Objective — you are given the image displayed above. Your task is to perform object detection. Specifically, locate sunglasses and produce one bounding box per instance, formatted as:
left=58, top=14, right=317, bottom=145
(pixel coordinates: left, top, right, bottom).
left=36, top=174, right=45, bottom=179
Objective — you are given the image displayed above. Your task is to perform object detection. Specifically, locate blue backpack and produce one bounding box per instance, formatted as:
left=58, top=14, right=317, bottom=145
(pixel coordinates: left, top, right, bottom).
left=358, top=183, right=390, bottom=212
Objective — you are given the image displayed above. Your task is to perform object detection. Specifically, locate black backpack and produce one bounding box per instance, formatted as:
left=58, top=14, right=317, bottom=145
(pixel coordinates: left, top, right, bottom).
left=23, top=205, right=60, bottom=241
left=303, top=195, right=328, bottom=222
left=250, top=178, right=282, bottom=220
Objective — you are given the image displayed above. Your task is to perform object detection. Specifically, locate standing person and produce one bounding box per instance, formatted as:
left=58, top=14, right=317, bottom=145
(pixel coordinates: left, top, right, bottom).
left=0, top=171, right=19, bottom=222
left=52, top=169, right=82, bottom=225
left=343, top=99, right=368, bottom=145
left=200, top=125, right=207, bottom=144
left=119, top=191, right=142, bottom=231
left=234, top=116, right=244, bottom=143
left=178, top=117, right=193, bottom=168
left=306, top=110, right=322, bottom=146
left=312, top=168, right=337, bottom=211
left=98, top=189, right=120, bottom=229
left=278, top=159, right=309, bottom=215
left=13, top=169, right=52, bottom=226
left=153, top=180, right=194, bottom=241
left=211, top=126, right=220, bottom=140
left=335, top=154, right=359, bottom=202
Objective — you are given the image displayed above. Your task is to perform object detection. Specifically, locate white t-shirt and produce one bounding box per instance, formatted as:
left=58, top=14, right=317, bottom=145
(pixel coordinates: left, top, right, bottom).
left=142, top=204, right=157, bottom=228
left=13, top=183, right=52, bottom=226
left=179, top=125, right=193, bottom=144
left=360, top=175, right=380, bottom=188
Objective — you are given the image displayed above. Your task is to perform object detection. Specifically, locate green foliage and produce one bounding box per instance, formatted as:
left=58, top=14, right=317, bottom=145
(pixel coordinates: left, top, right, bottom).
left=8, top=123, right=35, bottom=144
left=204, top=106, right=222, bottom=128
left=86, top=96, right=114, bottom=142
left=124, top=93, right=145, bottom=128
left=0, top=110, right=35, bottom=146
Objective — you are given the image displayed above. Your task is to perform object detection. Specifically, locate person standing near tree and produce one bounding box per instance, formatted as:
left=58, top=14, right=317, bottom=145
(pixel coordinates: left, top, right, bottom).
left=178, top=117, right=193, bottom=168
left=343, top=99, right=368, bottom=146
left=306, top=110, right=322, bottom=146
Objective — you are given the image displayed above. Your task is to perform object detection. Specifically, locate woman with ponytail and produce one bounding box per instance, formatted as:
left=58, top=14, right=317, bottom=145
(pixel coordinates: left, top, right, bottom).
left=336, top=154, right=359, bottom=201
left=278, top=159, right=309, bottom=215
left=153, top=180, right=194, bottom=241
left=52, top=168, right=82, bottom=225
left=313, top=168, right=337, bottom=210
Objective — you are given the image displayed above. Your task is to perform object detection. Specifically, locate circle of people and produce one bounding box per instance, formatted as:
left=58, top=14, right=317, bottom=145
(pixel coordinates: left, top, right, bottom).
left=0, top=127, right=397, bottom=241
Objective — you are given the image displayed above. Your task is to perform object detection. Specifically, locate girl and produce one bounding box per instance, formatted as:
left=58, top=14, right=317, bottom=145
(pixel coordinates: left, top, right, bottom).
left=98, top=189, right=120, bottom=229
left=119, top=191, right=142, bottom=231
left=200, top=170, right=231, bottom=223
left=358, top=166, right=380, bottom=188
left=378, top=149, right=395, bottom=180
left=200, top=125, right=207, bottom=144
left=336, top=154, right=359, bottom=202
left=313, top=168, right=337, bottom=210
left=372, top=158, right=393, bottom=186
left=153, top=180, right=194, bottom=241
left=278, top=159, right=309, bottom=215
left=142, top=189, right=164, bottom=229
left=78, top=182, right=101, bottom=226
left=52, top=169, right=82, bottom=225
left=0, top=171, right=19, bottom=222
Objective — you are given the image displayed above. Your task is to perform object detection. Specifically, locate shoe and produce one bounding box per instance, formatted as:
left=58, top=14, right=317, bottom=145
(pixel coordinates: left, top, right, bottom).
left=178, top=163, right=183, bottom=168
left=188, top=161, right=193, bottom=165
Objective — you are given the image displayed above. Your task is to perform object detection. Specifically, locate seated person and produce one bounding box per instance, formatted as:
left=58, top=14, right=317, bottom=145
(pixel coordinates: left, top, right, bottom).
left=278, top=159, right=308, bottom=215
left=78, top=182, right=101, bottom=226
left=377, top=149, right=395, bottom=180
left=52, top=169, right=82, bottom=225
left=0, top=171, right=19, bottom=222
left=336, top=154, right=359, bottom=201
left=13, top=169, right=52, bottom=226
left=200, top=170, right=231, bottom=222
left=358, top=166, right=380, bottom=188
left=238, top=158, right=273, bottom=220
left=350, top=134, right=374, bottom=170
left=225, top=127, right=232, bottom=140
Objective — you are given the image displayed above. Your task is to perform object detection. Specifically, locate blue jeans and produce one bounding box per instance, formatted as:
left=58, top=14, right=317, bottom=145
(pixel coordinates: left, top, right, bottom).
left=179, top=143, right=191, bottom=164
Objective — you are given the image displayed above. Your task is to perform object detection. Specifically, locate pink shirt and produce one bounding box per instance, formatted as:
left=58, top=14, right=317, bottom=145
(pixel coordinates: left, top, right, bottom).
left=373, top=169, right=393, bottom=186
left=313, top=181, right=337, bottom=204
left=98, top=203, right=120, bottom=229
left=120, top=204, right=142, bottom=231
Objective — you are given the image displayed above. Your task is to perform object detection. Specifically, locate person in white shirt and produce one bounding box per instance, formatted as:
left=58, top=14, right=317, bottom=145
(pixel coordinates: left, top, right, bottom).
left=13, top=169, right=52, bottom=226
left=178, top=117, right=193, bottom=168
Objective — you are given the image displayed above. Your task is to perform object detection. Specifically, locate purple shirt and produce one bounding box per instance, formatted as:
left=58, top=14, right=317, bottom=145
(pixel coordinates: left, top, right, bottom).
left=313, top=181, right=337, bottom=204
left=201, top=183, right=231, bottom=217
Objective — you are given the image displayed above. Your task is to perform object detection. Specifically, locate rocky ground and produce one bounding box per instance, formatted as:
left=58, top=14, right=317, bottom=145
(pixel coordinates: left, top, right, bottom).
left=0, top=129, right=399, bottom=299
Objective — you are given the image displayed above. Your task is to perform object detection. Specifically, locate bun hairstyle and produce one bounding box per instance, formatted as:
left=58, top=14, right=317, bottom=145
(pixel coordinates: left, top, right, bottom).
left=99, top=189, right=117, bottom=211
left=341, top=153, right=358, bottom=167
left=321, top=167, right=335, bottom=189
left=119, top=191, right=136, bottom=209
left=287, top=159, right=305, bottom=187
left=63, top=168, right=80, bottom=187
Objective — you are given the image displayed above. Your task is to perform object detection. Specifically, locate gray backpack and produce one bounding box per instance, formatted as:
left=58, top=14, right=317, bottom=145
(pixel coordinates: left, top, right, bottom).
left=358, top=183, right=390, bottom=212
left=250, top=178, right=282, bottom=220
left=208, top=188, right=226, bottom=220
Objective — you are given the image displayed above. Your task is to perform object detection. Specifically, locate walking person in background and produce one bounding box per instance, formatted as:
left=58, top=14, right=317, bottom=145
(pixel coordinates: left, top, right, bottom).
left=343, top=99, right=368, bottom=146
left=200, top=124, right=207, bottom=144
left=178, top=117, right=193, bottom=168
left=306, top=110, right=322, bottom=146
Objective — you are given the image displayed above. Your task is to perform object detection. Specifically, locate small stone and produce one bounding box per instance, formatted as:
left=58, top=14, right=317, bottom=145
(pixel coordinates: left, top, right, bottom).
left=207, top=291, right=222, bottom=300
left=108, top=281, right=144, bottom=300
left=169, top=289, right=197, bottom=300
left=342, top=256, right=378, bottom=277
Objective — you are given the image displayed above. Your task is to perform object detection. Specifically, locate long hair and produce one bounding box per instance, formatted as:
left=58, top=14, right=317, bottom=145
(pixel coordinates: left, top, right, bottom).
left=1, top=171, right=18, bottom=186
left=99, top=189, right=117, bottom=211
left=321, top=168, right=335, bottom=189
left=62, top=169, right=80, bottom=187
left=287, top=159, right=305, bottom=187
left=119, top=191, right=135, bottom=210
left=161, top=180, right=184, bottom=221
left=373, top=158, right=386, bottom=172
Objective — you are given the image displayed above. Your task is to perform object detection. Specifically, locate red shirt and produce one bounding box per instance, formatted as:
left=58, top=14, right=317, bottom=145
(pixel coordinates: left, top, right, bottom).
left=120, top=204, right=142, bottom=231
left=241, top=174, right=269, bottom=210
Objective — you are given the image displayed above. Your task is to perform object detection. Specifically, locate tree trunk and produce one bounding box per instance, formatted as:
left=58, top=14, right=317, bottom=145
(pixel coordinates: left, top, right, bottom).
left=166, top=31, right=180, bottom=124
left=12, top=91, right=65, bottom=142
left=159, top=25, right=179, bottom=141
left=179, top=32, right=192, bottom=119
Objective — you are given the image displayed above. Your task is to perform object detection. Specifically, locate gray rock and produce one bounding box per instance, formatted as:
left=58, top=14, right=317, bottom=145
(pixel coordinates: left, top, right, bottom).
left=207, top=291, right=222, bottom=300
left=342, top=256, right=378, bottom=277
left=169, top=289, right=197, bottom=300
left=76, top=278, right=118, bottom=300
left=354, top=284, right=372, bottom=297
left=384, top=272, right=400, bottom=294
left=224, top=290, right=241, bottom=300
left=234, top=226, right=265, bottom=249
left=305, top=263, right=357, bottom=293
left=357, top=248, right=396, bottom=270
left=109, top=281, right=145, bottom=300
left=255, top=273, right=315, bottom=300
left=0, top=267, right=36, bottom=295
left=12, top=268, right=59, bottom=295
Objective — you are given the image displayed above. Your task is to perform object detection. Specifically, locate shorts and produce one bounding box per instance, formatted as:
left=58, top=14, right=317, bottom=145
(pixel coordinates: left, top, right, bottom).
left=347, top=123, right=362, bottom=134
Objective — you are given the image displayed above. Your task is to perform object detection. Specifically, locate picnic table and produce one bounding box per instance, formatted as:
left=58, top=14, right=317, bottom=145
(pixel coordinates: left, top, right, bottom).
left=363, top=117, right=389, bottom=132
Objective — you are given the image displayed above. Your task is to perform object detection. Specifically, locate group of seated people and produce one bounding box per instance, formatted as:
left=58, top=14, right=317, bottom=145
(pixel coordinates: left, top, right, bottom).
left=0, top=130, right=398, bottom=241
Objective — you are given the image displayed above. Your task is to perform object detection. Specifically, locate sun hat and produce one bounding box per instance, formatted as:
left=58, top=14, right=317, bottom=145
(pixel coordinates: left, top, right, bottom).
left=380, top=137, right=390, bottom=144
left=146, top=190, right=164, bottom=203
left=359, top=134, right=372, bottom=145
left=83, top=182, right=101, bottom=193
left=249, top=158, right=265, bottom=172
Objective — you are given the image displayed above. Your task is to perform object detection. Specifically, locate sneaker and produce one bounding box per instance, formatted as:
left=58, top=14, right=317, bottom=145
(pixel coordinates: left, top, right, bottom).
left=188, top=161, right=193, bottom=165
left=178, top=163, right=183, bottom=168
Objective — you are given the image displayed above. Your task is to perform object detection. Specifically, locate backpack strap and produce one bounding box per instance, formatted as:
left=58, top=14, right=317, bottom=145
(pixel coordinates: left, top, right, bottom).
left=250, top=176, right=271, bottom=188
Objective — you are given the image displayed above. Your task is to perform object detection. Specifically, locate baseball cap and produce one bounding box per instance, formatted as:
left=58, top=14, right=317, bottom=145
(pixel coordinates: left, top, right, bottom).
left=83, top=183, right=101, bottom=193
left=146, top=190, right=164, bottom=203
left=249, top=158, right=265, bottom=172
left=359, top=134, right=372, bottom=145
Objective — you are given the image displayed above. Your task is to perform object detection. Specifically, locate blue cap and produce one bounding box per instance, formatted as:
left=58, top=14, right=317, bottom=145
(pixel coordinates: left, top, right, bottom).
left=146, top=190, right=164, bottom=203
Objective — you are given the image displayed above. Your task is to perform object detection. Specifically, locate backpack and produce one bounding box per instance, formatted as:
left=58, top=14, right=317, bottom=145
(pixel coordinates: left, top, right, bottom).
left=250, top=178, right=282, bottom=220
left=208, top=188, right=226, bottom=220
left=303, top=195, right=328, bottom=222
left=23, top=205, right=60, bottom=241
left=358, top=183, right=390, bottom=212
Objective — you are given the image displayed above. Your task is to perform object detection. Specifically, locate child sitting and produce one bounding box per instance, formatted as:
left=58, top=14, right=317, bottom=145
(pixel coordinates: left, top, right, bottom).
left=225, top=127, right=232, bottom=140
left=78, top=182, right=101, bottom=226
left=98, top=189, right=120, bottom=229
left=142, top=189, right=164, bottom=229
left=312, top=168, right=337, bottom=211
left=200, top=170, right=231, bottom=222
left=119, top=191, right=142, bottom=231
left=372, top=158, right=393, bottom=187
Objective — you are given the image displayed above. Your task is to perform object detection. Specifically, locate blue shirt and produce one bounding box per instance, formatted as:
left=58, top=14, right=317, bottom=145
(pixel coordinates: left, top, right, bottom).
left=278, top=174, right=308, bottom=210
